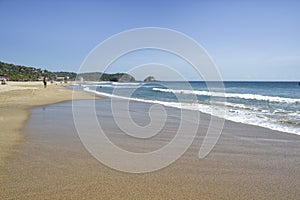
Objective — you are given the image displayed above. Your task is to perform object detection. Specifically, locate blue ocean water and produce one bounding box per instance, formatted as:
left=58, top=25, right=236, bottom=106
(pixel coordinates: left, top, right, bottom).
left=81, top=81, right=300, bottom=135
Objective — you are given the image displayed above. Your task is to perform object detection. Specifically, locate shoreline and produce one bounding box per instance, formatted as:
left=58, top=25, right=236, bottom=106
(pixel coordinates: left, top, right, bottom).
left=1, top=98, right=299, bottom=199
left=0, top=81, right=98, bottom=166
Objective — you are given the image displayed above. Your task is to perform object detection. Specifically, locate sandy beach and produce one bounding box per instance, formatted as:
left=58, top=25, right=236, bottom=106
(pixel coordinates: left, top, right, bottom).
left=1, top=0, right=299, bottom=199
left=1, top=96, right=300, bottom=199
left=0, top=81, right=97, bottom=167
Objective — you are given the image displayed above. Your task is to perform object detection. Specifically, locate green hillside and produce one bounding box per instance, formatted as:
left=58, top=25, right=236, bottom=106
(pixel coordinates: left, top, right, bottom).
left=0, top=61, right=76, bottom=81
left=0, top=61, right=135, bottom=82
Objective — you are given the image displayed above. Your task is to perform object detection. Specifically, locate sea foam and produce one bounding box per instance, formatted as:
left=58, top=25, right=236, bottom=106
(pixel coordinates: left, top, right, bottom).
left=83, top=87, right=300, bottom=135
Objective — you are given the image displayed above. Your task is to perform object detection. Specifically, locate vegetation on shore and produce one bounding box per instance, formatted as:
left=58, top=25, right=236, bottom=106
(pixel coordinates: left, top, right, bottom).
left=0, top=61, right=135, bottom=82
left=0, top=61, right=76, bottom=81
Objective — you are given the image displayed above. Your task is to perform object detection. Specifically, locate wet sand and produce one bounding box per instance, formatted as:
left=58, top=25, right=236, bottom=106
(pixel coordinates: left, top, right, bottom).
left=0, top=82, right=98, bottom=166
left=1, top=99, right=299, bottom=199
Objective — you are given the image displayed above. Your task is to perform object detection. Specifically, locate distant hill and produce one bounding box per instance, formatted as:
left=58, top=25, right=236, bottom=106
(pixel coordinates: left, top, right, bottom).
left=54, top=71, right=77, bottom=80
left=0, top=61, right=136, bottom=82
left=77, top=72, right=135, bottom=82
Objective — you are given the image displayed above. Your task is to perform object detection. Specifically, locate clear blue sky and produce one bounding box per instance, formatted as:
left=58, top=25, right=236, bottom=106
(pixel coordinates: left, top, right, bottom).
left=0, top=0, right=299, bottom=80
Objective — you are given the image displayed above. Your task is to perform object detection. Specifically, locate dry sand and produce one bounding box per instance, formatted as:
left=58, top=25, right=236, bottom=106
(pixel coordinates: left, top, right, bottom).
left=0, top=81, right=97, bottom=166
left=1, top=97, right=300, bottom=199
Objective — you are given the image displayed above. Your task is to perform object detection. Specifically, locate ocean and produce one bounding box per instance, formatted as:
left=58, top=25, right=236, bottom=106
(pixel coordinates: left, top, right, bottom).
left=79, top=81, right=300, bottom=135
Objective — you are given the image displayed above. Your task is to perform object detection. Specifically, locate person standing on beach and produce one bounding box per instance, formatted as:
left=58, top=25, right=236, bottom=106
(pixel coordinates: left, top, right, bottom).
left=43, top=76, right=47, bottom=88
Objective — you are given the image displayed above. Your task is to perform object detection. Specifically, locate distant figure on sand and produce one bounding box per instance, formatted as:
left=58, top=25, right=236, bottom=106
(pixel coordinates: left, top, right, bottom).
left=0, top=74, right=7, bottom=85
left=43, top=76, right=47, bottom=88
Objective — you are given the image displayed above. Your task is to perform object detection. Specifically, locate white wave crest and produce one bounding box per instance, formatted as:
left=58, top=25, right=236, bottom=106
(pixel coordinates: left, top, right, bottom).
left=112, top=82, right=142, bottom=86
left=153, top=88, right=300, bottom=104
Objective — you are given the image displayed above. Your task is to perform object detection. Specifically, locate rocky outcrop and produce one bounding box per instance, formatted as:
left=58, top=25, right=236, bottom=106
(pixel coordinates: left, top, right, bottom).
left=143, top=76, right=156, bottom=82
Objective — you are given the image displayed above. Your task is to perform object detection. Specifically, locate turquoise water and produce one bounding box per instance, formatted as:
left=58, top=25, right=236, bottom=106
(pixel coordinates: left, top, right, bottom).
left=80, top=81, right=300, bottom=135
